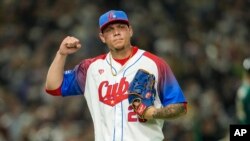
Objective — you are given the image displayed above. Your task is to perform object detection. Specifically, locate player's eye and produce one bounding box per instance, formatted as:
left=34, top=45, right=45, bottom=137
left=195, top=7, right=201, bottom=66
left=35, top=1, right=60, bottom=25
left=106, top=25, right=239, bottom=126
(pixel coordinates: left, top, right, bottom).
left=103, top=27, right=114, bottom=33
left=118, top=24, right=126, bottom=29
left=103, top=24, right=127, bottom=34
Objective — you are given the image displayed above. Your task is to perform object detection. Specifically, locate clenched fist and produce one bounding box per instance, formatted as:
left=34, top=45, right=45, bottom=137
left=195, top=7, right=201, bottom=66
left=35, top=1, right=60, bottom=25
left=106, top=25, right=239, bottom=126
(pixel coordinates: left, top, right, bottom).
left=58, top=36, right=82, bottom=55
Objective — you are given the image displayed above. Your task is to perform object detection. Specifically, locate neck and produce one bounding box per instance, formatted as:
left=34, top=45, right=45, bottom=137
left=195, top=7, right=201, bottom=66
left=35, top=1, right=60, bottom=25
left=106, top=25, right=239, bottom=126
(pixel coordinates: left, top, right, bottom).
left=110, top=46, right=133, bottom=59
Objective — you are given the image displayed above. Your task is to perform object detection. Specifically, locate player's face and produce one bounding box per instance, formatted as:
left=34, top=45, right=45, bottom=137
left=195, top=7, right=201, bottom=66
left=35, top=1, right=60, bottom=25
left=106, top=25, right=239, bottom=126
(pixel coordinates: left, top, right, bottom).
left=99, top=23, right=133, bottom=51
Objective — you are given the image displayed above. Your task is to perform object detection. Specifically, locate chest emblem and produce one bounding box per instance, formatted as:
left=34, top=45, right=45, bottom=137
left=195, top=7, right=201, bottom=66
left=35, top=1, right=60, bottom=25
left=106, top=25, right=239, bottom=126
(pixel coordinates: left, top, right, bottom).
left=98, top=69, right=104, bottom=75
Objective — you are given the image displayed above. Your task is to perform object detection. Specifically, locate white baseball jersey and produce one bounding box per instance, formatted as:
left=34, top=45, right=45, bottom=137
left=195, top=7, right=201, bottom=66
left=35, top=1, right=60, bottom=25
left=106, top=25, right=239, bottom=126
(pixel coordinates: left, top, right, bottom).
left=46, top=46, right=186, bottom=141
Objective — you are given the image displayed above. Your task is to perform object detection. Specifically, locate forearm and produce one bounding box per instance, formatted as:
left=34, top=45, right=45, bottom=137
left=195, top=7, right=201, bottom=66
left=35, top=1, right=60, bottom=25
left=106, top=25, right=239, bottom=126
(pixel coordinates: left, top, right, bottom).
left=144, top=103, right=187, bottom=120
left=153, top=103, right=187, bottom=119
left=45, top=51, right=67, bottom=90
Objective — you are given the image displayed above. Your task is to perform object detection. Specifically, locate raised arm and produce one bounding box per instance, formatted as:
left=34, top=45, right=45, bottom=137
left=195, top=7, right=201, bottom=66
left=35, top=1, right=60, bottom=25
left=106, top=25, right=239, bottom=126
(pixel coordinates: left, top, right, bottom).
left=45, top=36, right=81, bottom=90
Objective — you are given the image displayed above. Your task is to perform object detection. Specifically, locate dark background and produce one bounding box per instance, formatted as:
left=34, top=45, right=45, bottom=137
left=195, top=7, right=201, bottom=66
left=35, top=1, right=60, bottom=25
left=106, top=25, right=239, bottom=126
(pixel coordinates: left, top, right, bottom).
left=0, top=0, right=249, bottom=141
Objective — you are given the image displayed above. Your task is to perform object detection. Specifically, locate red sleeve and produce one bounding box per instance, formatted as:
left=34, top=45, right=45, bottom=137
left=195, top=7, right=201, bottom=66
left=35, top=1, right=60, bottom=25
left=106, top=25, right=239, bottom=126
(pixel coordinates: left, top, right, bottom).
left=45, top=85, right=62, bottom=96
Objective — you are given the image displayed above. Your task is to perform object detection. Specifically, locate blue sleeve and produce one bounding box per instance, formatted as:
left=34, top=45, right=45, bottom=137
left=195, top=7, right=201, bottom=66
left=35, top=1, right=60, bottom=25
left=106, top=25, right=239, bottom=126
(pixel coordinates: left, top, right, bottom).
left=60, top=58, right=95, bottom=96
left=157, top=59, right=186, bottom=106
left=61, top=69, right=83, bottom=97
left=143, top=52, right=187, bottom=106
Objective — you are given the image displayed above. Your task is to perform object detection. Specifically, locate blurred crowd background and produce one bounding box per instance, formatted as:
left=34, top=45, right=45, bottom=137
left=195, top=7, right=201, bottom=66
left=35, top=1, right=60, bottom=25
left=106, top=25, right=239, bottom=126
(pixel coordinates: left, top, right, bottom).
left=0, top=0, right=249, bottom=141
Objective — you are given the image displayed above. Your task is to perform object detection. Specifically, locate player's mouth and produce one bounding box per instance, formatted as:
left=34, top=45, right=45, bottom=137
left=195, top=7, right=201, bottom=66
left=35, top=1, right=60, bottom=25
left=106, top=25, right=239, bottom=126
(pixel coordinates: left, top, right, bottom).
left=113, top=38, right=124, bottom=44
left=114, top=38, right=123, bottom=42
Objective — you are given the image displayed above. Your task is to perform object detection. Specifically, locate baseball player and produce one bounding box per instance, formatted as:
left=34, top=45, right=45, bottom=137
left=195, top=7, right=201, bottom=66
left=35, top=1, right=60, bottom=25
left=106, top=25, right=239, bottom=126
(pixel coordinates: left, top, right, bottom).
left=45, top=10, right=187, bottom=141
left=236, top=57, right=250, bottom=124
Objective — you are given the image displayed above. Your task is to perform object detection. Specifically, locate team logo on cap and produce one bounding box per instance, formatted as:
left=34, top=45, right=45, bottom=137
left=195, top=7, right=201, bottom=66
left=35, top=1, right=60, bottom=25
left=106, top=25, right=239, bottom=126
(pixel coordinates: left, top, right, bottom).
left=108, top=11, right=116, bottom=21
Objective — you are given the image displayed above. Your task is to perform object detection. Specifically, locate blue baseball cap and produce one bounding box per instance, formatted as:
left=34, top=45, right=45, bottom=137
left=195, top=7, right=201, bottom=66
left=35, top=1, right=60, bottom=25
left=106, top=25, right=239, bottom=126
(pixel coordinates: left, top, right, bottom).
left=99, top=10, right=129, bottom=31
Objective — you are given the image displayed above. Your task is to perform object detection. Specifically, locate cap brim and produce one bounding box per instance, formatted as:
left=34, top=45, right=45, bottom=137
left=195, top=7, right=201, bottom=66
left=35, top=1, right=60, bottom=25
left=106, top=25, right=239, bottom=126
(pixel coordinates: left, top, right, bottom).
left=100, top=20, right=129, bottom=32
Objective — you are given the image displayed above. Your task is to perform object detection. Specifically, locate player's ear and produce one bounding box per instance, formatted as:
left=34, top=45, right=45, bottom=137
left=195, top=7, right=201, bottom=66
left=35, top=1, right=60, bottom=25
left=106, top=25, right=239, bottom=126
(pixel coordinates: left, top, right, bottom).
left=99, top=32, right=106, bottom=43
left=129, top=25, right=133, bottom=37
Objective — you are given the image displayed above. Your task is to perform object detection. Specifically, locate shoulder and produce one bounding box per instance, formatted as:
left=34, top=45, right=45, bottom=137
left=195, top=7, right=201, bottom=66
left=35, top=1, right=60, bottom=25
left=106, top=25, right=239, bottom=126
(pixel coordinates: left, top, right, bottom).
left=138, top=49, right=175, bottom=77
left=141, top=50, right=169, bottom=67
left=143, top=51, right=163, bottom=61
left=79, top=54, right=107, bottom=67
left=73, top=54, right=107, bottom=73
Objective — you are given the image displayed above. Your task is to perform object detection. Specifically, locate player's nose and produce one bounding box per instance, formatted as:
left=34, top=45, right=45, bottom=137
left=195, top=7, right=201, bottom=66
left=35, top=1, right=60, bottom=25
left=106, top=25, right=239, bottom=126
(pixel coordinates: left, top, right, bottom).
left=113, top=28, right=121, bottom=36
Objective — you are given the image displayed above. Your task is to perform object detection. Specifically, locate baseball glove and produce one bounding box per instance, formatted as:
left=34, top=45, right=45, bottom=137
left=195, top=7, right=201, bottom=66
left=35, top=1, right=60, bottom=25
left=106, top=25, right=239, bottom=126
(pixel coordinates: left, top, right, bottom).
left=128, top=69, right=156, bottom=119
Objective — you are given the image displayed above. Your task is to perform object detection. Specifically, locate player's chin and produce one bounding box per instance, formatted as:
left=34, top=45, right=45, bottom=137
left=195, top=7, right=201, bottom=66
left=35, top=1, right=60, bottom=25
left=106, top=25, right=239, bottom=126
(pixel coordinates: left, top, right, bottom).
left=112, top=44, right=126, bottom=51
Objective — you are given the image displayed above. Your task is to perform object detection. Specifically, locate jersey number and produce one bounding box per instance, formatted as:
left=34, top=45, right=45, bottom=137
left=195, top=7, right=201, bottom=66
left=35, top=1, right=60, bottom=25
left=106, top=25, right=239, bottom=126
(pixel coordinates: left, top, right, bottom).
left=128, top=105, right=147, bottom=122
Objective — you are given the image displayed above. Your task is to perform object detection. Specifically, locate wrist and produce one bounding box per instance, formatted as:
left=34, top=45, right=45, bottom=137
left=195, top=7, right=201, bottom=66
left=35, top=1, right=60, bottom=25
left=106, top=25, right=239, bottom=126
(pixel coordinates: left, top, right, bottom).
left=57, top=51, right=67, bottom=56
left=143, top=106, right=157, bottom=119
